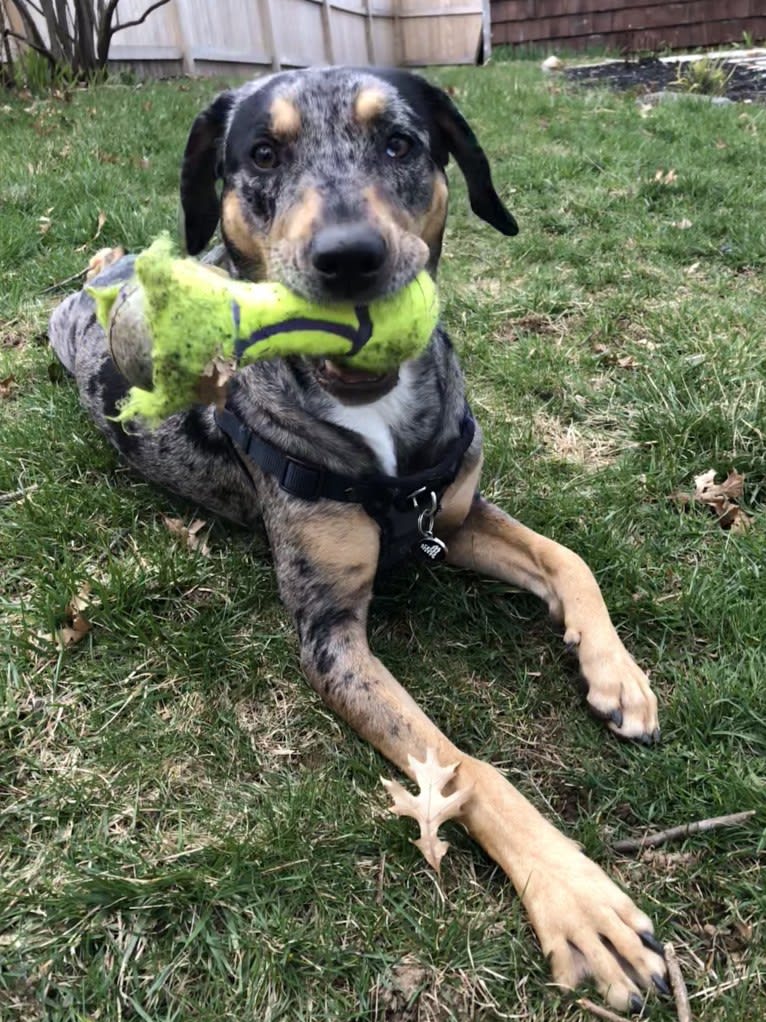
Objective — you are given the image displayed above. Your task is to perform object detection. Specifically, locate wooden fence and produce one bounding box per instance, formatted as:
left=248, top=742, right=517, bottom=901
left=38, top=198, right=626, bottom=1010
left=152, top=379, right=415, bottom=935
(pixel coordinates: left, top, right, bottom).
left=491, top=0, right=766, bottom=54
left=2, top=0, right=491, bottom=75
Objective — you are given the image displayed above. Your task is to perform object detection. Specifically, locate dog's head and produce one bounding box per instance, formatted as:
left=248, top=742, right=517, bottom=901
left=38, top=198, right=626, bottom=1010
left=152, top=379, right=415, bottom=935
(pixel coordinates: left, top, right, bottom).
left=180, top=67, right=517, bottom=306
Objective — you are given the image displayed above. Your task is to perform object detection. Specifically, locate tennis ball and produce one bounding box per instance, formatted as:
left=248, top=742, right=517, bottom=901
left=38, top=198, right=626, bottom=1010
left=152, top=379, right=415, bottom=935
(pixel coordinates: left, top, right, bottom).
left=88, top=234, right=438, bottom=425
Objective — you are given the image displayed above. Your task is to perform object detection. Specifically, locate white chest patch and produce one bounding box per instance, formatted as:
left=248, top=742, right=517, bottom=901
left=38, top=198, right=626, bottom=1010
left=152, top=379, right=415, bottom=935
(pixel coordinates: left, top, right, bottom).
left=325, top=364, right=417, bottom=475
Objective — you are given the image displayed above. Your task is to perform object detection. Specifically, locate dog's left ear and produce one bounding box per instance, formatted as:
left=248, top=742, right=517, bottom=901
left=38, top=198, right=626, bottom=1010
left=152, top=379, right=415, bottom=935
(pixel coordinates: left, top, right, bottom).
left=180, top=90, right=235, bottom=255
left=426, top=83, right=518, bottom=237
left=375, top=71, right=518, bottom=237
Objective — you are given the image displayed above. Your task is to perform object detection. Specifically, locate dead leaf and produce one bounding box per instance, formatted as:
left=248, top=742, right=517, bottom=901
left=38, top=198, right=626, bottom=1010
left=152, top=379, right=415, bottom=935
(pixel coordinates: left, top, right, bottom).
left=694, top=468, right=744, bottom=502
left=654, top=168, right=678, bottom=185
left=672, top=218, right=693, bottom=230
left=86, top=246, right=125, bottom=281
left=672, top=468, right=752, bottom=531
left=196, top=356, right=236, bottom=409
left=375, top=955, right=430, bottom=1021
left=55, top=584, right=93, bottom=647
left=163, top=516, right=211, bottom=556
left=92, top=211, right=107, bottom=241
left=382, top=748, right=471, bottom=872
left=616, top=355, right=640, bottom=369
left=0, top=374, right=17, bottom=399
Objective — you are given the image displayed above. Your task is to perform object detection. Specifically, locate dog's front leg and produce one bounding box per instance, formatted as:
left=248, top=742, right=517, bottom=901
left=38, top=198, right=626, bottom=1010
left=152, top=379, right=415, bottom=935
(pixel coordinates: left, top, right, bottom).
left=266, top=500, right=666, bottom=1011
left=442, top=496, right=659, bottom=743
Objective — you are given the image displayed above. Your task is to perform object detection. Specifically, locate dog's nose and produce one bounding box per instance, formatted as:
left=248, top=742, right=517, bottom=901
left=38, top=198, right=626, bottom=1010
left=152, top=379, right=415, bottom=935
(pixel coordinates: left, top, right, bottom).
left=310, top=224, right=387, bottom=295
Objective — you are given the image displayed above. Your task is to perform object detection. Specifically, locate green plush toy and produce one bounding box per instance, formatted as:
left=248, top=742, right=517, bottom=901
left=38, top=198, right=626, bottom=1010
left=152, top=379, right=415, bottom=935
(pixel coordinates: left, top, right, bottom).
left=88, top=235, right=438, bottom=425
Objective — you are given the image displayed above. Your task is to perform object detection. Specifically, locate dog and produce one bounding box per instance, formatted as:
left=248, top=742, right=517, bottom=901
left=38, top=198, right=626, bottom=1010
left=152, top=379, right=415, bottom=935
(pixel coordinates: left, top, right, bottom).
left=49, top=67, right=667, bottom=1011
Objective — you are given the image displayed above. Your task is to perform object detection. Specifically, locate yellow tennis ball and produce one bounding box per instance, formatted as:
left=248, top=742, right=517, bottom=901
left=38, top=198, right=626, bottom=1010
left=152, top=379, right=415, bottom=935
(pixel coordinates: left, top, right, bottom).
left=88, top=235, right=438, bottom=425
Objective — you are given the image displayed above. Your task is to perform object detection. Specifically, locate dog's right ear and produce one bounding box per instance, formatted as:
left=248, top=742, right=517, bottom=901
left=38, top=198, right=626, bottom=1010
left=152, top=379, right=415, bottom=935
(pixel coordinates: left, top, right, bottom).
left=180, top=91, right=235, bottom=255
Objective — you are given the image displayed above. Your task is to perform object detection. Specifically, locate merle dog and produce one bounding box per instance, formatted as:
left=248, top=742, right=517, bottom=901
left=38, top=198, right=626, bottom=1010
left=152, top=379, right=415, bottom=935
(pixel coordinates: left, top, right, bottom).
left=49, top=67, right=666, bottom=1011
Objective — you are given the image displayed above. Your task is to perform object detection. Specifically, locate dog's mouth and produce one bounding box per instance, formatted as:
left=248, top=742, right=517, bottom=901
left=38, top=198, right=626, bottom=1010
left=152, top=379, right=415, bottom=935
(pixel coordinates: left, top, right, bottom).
left=315, top=359, right=398, bottom=402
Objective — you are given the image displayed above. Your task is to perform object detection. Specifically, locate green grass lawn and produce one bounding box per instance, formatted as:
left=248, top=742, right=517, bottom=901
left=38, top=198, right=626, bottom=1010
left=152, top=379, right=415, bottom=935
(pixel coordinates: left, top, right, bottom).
left=1, top=62, right=765, bottom=1022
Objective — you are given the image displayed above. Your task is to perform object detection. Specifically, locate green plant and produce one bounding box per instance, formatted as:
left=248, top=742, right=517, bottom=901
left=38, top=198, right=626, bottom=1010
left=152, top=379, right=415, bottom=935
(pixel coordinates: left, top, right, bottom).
left=673, top=56, right=734, bottom=96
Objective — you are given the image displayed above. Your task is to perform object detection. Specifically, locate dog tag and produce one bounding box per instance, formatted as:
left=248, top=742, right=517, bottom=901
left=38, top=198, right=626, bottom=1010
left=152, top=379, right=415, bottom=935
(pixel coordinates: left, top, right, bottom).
left=416, top=535, right=447, bottom=562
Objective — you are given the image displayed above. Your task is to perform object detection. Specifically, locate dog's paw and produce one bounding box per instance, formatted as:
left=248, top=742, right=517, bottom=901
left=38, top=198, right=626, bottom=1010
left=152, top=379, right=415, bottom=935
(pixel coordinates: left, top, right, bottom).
left=565, top=626, right=659, bottom=744
left=527, top=844, right=667, bottom=1012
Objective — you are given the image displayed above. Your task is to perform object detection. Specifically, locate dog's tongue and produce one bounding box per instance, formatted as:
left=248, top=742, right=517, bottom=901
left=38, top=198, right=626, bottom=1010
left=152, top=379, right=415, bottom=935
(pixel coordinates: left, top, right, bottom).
left=321, top=359, right=386, bottom=385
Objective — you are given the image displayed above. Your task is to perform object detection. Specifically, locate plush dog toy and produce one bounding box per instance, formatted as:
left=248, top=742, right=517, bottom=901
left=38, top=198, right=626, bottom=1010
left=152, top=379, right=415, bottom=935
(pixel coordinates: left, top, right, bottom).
left=88, top=235, right=439, bottom=425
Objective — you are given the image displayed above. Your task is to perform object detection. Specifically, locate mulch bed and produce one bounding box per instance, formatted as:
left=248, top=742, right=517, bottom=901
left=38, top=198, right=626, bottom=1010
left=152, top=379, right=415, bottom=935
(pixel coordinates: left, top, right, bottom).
left=566, top=56, right=766, bottom=102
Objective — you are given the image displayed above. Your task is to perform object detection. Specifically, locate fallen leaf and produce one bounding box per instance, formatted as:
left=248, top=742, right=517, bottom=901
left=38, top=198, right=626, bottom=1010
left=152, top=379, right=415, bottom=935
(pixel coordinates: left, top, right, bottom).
left=163, top=516, right=211, bottom=556
left=672, top=468, right=752, bottom=531
left=694, top=468, right=744, bottom=502
left=86, top=246, right=125, bottom=281
left=375, top=954, right=430, bottom=1020
left=672, top=218, right=693, bottom=230
left=92, top=211, right=107, bottom=241
left=196, top=356, right=236, bottom=409
left=382, top=748, right=471, bottom=872
left=54, top=584, right=93, bottom=647
left=654, top=168, right=677, bottom=185
left=0, top=374, right=17, bottom=399
left=616, top=355, right=639, bottom=369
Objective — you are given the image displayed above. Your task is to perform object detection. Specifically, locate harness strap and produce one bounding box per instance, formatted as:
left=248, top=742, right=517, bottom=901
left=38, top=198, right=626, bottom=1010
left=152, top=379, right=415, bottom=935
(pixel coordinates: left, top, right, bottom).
left=214, top=405, right=474, bottom=506
left=214, top=402, right=475, bottom=570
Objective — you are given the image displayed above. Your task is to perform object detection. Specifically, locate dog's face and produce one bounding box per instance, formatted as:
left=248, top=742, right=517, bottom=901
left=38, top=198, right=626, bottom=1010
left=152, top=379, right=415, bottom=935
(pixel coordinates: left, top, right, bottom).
left=180, top=68, right=517, bottom=306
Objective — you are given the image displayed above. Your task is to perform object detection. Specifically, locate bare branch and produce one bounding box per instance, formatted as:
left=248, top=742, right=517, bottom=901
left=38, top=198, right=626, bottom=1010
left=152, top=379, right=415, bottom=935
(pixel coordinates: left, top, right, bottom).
left=7, top=0, right=49, bottom=52
left=2, top=26, right=56, bottom=65
left=613, top=810, right=755, bottom=854
left=108, top=0, right=171, bottom=36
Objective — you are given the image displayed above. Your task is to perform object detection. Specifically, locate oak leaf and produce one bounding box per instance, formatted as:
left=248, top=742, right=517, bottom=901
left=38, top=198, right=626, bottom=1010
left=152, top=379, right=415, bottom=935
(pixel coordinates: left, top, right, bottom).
left=672, top=468, right=752, bottom=531
left=163, top=516, right=211, bottom=556
left=382, top=748, right=471, bottom=873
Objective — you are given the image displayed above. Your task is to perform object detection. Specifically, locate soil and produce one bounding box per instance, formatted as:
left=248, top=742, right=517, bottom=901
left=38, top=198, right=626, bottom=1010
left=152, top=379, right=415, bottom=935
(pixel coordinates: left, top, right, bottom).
left=566, top=56, right=766, bottom=102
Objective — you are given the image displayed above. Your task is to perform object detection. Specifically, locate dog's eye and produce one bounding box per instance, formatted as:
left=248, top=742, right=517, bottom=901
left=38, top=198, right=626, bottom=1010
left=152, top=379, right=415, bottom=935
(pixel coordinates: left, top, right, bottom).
left=252, top=141, right=279, bottom=170
left=385, top=133, right=413, bottom=160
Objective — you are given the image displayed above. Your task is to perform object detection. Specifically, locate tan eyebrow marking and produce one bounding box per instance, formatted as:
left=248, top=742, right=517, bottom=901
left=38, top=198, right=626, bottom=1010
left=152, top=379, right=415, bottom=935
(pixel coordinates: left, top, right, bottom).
left=354, top=87, right=388, bottom=124
left=269, top=96, right=301, bottom=140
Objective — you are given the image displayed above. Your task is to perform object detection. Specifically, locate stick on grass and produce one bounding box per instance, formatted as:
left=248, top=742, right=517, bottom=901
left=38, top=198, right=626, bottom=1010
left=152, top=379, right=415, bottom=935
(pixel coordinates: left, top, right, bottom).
left=613, top=811, right=755, bottom=853
left=576, top=997, right=633, bottom=1022
left=664, top=943, right=692, bottom=1022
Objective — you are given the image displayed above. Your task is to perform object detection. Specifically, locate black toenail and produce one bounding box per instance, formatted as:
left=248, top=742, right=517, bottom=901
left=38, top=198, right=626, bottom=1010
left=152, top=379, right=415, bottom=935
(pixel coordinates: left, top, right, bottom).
left=651, top=727, right=661, bottom=744
left=652, top=972, right=670, bottom=997
left=629, top=993, right=645, bottom=1014
left=640, top=931, right=666, bottom=957
left=609, top=708, right=624, bottom=728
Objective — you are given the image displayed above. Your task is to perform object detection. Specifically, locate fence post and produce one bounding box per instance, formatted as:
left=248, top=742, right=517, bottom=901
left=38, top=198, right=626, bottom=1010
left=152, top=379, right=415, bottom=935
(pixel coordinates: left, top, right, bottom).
left=320, top=0, right=336, bottom=65
left=259, top=0, right=281, bottom=70
left=170, top=0, right=195, bottom=75
left=363, top=0, right=376, bottom=65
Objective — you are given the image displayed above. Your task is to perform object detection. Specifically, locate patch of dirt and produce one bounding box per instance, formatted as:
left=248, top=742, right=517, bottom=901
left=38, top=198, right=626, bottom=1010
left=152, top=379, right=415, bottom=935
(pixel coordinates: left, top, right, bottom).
left=566, top=56, right=766, bottom=102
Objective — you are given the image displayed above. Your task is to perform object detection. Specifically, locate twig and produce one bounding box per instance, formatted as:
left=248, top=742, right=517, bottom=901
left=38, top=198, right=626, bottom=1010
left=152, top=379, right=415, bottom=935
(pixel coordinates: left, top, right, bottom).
left=39, top=267, right=88, bottom=295
left=576, top=998, right=630, bottom=1022
left=375, top=850, right=386, bottom=905
left=613, top=811, right=755, bottom=853
left=109, top=0, right=171, bottom=35
left=664, top=943, right=692, bottom=1022
left=1, top=27, right=57, bottom=65
left=0, top=483, right=39, bottom=505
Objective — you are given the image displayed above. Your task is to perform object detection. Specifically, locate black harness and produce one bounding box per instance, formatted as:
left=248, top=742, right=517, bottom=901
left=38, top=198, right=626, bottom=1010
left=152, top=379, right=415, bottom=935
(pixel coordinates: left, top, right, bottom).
left=215, top=403, right=475, bottom=572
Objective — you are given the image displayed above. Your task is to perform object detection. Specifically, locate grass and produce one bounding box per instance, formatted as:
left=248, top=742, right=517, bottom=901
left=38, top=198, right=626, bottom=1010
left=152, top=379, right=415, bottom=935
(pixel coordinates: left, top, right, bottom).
left=1, top=62, right=765, bottom=1022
